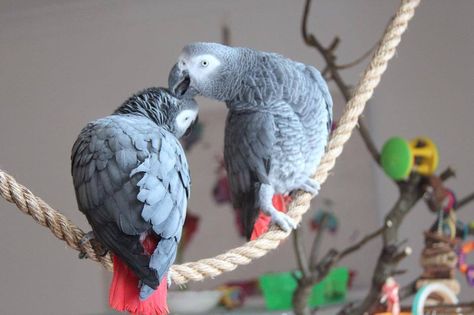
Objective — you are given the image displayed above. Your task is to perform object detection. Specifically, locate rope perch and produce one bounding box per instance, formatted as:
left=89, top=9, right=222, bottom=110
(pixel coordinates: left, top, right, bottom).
left=0, top=0, right=420, bottom=285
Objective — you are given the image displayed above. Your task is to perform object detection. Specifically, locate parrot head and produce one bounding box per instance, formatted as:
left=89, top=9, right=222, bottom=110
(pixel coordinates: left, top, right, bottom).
left=116, top=87, right=199, bottom=139
left=169, top=42, right=240, bottom=101
left=172, top=97, right=199, bottom=139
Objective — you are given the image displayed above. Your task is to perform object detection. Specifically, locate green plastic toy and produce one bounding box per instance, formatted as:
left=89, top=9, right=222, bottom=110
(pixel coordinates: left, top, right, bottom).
left=259, top=267, right=349, bottom=310
left=381, top=137, right=439, bottom=181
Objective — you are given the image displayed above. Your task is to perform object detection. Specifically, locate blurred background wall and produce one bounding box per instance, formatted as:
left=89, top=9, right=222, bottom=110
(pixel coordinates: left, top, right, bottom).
left=0, top=1, right=472, bottom=314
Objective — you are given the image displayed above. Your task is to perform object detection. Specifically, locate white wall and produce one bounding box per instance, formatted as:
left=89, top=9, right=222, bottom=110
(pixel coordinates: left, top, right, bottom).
left=0, top=1, right=472, bottom=314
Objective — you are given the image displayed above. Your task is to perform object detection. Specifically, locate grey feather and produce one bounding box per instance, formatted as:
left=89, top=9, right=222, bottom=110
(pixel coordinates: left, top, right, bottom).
left=169, top=42, right=332, bottom=239
left=71, top=87, right=197, bottom=296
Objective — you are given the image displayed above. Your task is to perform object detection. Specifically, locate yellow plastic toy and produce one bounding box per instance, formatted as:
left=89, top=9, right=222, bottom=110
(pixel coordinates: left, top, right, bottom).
left=410, top=137, right=439, bottom=176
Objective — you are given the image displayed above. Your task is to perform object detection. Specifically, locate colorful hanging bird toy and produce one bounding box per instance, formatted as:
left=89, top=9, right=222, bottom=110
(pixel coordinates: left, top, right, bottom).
left=457, top=241, right=474, bottom=287
left=423, top=175, right=471, bottom=240
left=379, top=277, right=401, bottom=315
left=310, top=199, right=339, bottom=234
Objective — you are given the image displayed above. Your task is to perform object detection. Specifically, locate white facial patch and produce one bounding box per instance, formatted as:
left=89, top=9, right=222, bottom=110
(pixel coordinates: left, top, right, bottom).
left=175, top=109, right=198, bottom=136
left=187, top=54, right=221, bottom=81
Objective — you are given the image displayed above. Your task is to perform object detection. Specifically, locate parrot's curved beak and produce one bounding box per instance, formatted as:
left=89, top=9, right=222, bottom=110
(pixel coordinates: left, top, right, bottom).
left=169, top=63, right=191, bottom=97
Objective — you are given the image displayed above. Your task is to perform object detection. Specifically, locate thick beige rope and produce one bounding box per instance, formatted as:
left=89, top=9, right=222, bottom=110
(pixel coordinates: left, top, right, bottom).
left=0, top=171, right=113, bottom=269
left=0, top=0, right=420, bottom=285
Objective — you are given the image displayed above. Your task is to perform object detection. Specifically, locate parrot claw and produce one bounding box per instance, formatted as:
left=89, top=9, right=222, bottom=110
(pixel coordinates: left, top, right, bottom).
left=78, top=231, right=96, bottom=259
left=271, top=211, right=297, bottom=232
left=259, top=183, right=297, bottom=232
left=300, top=178, right=320, bottom=196
left=77, top=231, right=108, bottom=259
left=80, top=231, right=96, bottom=245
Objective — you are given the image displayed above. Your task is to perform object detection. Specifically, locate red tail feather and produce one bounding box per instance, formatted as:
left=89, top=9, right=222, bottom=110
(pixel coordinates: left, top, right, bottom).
left=109, top=235, right=168, bottom=315
left=250, top=194, right=292, bottom=240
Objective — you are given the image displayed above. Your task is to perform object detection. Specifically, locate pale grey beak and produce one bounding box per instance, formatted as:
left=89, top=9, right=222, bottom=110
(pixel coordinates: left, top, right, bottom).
left=168, top=63, right=190, bottom=97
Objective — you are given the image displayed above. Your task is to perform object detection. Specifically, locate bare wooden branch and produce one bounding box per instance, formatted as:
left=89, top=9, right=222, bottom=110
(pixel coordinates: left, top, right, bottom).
left=301, top=0, right=381, bottom=165
left=336, top=225, right=385, bottom=260
left=293, top=221, right=386, bottom=315
left=399, top=279, right=417, bottom=300
left=335, top=42, right=378, bottom=70
left=439, top=167, right=456, bottom=181
left=293, top=227, right=311, bottom=278
left=338, top=174, right=425, bottom=315
left=455, top=191, right=474, bottom=211
left=309, top=214, right=328, bottom=268
left=297, top=1, right=440, bottom=313
left=392, top=246, right=412, bottom=263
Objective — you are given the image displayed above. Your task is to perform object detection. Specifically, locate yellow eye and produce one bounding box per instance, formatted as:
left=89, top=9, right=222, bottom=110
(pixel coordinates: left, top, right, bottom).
left=200, top=60, right=209, bottom=67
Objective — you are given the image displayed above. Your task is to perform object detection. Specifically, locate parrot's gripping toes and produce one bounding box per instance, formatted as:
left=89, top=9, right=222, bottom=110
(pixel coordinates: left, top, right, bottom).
left=300, top=178, right=321, bottom=196
left=259, top=184, right=297, bottom=232
left=270, top=210, right=297, bottom=232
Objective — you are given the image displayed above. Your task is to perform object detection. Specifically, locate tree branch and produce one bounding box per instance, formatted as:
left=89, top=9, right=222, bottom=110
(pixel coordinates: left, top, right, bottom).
left=293, top=227, right=311, bottom=278
left=455, top=191, right=474, bottom=211
left=335, top=42, right=378, bottom=70
left=399, top=279, right=417, bottom=300
left=338, top=174, right=425, bottom=315
left=301, top=0, right=381, bottom=165
left=309, top=214, right=328, bottom=268
left=297, top=2, right=460, bottom=314
left=291, top=220, right=384, bottom=315
left=335, top=225, right=385, bottom=261
left=439, top=167, right=456, bottom=181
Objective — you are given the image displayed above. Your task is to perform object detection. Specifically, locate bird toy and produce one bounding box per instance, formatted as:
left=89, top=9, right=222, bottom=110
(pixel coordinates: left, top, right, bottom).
left=458, top=241, right=474, bottom=287
left=381, top=137, right=439, bottom=181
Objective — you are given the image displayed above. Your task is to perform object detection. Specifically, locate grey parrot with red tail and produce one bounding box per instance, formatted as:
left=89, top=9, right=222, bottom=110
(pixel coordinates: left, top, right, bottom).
left=169, top=42, right=332, bottom=240
left=71, top=87, right=198, bottom=315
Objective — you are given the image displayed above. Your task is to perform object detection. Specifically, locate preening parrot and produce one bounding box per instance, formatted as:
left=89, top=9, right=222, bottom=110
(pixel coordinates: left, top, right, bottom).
left=169, top=42, right=332, bottom=240
left=71, top=87, right=198, bottom=315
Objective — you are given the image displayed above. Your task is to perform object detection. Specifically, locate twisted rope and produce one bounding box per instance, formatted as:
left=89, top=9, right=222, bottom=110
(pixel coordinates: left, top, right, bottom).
left=0, top=0, right=420, bottom=285
left=0, top=171, right=113, bottom=269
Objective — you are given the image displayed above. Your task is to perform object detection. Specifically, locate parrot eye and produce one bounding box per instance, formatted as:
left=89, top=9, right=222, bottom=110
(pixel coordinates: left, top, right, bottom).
left=200, top=60, right=209, bottom=68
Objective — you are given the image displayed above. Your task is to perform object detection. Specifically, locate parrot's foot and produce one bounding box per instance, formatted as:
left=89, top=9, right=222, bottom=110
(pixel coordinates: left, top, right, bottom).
left=78, top=231, right=96, bottom=259
left=300, top=178, right=320, bottom=196
left=259, top=183, right=297, bottom=232
left=80, top=231, right=96, bottom=245
left=270, top=210, right=297, bottom=232
left=167, top=274, right=172, bottom=288
left=139, top=284, right=155, bottom=300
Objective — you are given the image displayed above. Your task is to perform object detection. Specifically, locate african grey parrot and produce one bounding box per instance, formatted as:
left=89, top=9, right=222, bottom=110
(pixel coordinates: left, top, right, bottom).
left=169, top=42, right=332, bottom=240
left=71, top=87, right=198, bottom=315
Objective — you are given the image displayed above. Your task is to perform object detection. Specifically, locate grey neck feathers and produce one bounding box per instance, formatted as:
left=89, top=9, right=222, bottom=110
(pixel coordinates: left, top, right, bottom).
left=219, top=48, right=257, bottom=102
left=114, top=87, right=174, bottom=127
